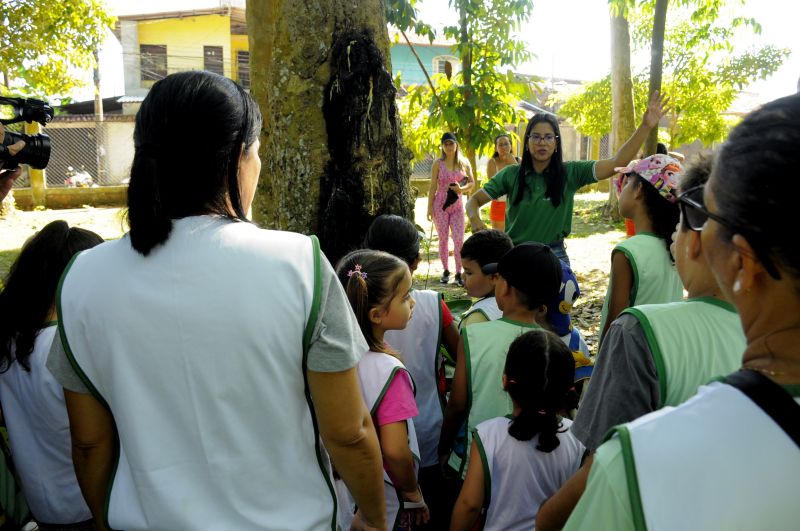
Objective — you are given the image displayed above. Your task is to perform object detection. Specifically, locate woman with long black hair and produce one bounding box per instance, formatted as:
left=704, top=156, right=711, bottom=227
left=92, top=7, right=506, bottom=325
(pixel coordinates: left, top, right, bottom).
left=466, top=92, right=668, bottom=264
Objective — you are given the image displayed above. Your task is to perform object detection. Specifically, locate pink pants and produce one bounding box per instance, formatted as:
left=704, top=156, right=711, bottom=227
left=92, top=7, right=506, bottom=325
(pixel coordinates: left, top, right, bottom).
left=433, top=192, right=464, bottom=273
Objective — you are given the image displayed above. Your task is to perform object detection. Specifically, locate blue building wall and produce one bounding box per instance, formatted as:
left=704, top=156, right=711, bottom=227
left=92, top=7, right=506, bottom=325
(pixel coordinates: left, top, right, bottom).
left=390, top=43, right=457, bottom=86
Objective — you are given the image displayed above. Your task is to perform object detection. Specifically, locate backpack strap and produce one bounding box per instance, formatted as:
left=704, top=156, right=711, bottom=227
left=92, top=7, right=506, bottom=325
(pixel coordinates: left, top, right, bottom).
left=723, top=369, right=800, bottom=448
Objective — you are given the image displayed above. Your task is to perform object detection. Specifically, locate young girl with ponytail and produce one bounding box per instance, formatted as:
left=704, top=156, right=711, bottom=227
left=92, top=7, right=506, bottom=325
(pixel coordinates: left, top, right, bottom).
left=335, top=249, right=430, bottom=530
left=450, top=329, right=584, bottom=531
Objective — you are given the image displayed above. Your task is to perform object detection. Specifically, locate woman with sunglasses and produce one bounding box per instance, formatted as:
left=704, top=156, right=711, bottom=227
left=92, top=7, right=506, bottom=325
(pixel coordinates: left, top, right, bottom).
left=535, top=152, right=747, bottom=530
left=465, top=92, right=668, bottom=265
left=562, top=94, right=800, bottom=530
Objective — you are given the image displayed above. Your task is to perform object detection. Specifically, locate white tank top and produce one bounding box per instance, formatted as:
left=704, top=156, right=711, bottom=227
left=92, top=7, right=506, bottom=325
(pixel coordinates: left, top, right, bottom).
left=475, top=417, right=584, bottom=530
left=385, top=289, right=442, bottom=466
left=0, top=325, right=91, bottom=524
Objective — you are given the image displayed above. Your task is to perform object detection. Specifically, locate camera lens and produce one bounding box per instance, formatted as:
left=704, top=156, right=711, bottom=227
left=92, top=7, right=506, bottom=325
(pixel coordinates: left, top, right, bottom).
left=1, top=130, right=51, bottom=169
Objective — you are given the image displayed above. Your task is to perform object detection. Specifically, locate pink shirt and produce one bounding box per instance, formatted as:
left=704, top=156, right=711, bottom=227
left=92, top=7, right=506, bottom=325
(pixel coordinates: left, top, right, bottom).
left=375, top=370, right=418, bottom=426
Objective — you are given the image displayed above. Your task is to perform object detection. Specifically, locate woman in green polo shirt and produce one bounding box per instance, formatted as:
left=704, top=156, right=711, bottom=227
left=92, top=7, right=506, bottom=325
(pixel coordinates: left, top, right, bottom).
left=466, top=92, right=668, bottom=264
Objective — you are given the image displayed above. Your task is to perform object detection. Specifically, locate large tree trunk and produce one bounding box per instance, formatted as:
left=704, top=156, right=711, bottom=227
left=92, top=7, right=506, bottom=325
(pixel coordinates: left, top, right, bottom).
left=645, top=0, right=669, bottom=155
left=248, top=0, right=412, bottom=265
left=606, top=10, right=636, bottom=222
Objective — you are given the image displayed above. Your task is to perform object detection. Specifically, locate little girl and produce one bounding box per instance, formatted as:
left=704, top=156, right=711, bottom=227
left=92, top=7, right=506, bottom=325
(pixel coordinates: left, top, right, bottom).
left=335, top=249, right=430, bottom=530
left=450, top=329, right=585, bottom=531
left=0, top=221, right=103, bottom=529
left=427, top=132, right=475, bottom=286
left=599, top=154, right=684, bottom=342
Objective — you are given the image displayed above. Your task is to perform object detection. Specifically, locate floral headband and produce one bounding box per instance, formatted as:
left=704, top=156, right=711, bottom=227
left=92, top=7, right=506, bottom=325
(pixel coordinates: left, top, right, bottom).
left=347, top=264, right=367, bottom=280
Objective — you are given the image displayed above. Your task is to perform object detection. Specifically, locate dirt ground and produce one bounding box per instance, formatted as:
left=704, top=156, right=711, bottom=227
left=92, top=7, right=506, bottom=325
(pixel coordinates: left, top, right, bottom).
left=0, top=192, right=620, bottom=355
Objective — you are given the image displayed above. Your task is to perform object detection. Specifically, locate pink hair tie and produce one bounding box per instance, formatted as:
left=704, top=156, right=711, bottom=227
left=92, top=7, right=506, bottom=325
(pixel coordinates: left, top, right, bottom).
left=347, top=264, right=367, bottom=280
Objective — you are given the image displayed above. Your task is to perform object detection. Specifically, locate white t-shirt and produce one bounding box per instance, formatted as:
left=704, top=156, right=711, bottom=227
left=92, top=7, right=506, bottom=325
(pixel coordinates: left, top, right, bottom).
left=475, top=416, right=584, bottom=531
left=0, top=324, right=91, bottom=524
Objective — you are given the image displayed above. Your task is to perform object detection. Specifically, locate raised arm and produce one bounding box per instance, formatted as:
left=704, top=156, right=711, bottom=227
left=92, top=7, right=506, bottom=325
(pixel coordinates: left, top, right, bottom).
left=594, top=91, right=669, bottom=180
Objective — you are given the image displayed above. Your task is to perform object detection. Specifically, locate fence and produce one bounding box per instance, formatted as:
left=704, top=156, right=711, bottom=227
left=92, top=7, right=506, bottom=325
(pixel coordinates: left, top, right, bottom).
left=12, top=115, right=135, bottom=190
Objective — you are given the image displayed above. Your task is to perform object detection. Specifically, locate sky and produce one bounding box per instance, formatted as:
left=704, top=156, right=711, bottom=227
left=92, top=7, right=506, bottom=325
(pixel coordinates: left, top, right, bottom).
left=86, top=0, right=798, bottom=103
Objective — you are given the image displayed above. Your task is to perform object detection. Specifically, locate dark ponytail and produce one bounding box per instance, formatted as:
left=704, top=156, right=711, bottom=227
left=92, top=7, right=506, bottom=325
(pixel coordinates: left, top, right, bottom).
left=127, top=71, right=262, bottom=256
left=504, top=329, right=576, bottom=452
left=0, top=221, right=103, bottom=372
left=636, top=176, right=680, bottom=260
left=514, top=114, right=565, bottom=208
left=335, top=249, right=409, bottom=353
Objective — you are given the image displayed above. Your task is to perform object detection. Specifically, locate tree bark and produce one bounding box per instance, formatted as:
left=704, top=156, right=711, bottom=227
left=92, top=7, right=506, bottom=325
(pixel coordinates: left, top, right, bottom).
left=645, top=0, right=669, bottom=155
left=606, top=10, right=636, bottom=222
left=248, top=0, right=412, bottom=264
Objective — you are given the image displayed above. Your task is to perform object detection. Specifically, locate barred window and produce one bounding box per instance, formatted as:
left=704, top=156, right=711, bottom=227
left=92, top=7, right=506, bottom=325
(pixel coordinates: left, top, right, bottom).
left=204, top=46, right=224, bottom=76
left=140, top=44, right=167, bottom=82
left=237, top=51, right=250, bottom=89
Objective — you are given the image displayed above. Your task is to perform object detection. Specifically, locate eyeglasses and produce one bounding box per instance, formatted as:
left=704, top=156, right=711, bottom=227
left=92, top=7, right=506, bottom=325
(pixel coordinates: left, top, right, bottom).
left=678, top=185, right=782, bottom=279
left=527, top=134, right=558, bottom=144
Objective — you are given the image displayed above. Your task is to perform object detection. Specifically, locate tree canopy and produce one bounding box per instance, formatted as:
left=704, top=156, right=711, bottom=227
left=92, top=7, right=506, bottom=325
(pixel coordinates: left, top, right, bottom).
left=396, top=0, right=535, bottom=173
left=0, top=0, right=114, bottom=98
left=556, top=5, right=788, bottom=147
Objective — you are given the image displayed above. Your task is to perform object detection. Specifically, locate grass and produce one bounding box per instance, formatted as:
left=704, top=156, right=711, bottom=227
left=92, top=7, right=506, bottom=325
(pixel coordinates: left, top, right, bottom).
left=570, top=193, right=625, bottom=239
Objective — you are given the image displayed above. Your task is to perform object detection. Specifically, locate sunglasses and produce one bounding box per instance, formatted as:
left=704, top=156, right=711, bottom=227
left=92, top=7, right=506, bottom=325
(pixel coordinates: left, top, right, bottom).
left=677, top=185, right=781, bottom=279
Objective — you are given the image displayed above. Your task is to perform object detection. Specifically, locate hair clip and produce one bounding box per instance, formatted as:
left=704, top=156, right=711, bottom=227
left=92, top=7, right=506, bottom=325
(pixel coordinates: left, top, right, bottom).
left=347, top=264, right=367, bottom=280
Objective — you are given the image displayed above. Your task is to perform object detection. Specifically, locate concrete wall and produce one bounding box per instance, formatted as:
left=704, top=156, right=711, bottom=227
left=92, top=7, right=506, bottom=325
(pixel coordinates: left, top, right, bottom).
left=135, top=14, right=232, bottom=83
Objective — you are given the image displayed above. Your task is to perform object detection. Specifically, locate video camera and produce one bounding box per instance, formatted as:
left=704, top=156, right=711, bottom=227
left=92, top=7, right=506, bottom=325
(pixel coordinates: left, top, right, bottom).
left=0, top=97, right=53, bottom=169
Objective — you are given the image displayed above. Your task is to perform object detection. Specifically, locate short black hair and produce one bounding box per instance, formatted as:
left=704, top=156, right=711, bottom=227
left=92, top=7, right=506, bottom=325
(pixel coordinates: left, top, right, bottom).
left=678, top=151, right=714, bottom=232
left=363, top=214, right=420, bottom=267
left=460, top=229, right=513, bottom=267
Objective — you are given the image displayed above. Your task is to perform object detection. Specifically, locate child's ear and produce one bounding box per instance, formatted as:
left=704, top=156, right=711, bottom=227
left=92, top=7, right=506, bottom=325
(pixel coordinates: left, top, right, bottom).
left=502, top=373, right=508, bottom=390
left=368, top=306, right=383, bottom=325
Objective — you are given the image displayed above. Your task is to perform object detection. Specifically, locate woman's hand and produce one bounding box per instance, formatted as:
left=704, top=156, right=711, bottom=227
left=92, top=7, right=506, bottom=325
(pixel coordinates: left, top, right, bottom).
left=427, top=204, right=433, bottom=221
left=350, top=510, right=386, bottom=531
left=642, top=90, right=670, bottom=129
left=449, top=182, right=462, bottom=195
left=0, top=123, right=26, bottom=202
left=401, top=487, right=430, bottom=526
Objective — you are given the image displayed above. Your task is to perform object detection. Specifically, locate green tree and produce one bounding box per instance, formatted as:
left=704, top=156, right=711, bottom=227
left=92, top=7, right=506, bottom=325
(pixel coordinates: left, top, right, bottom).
left=0, top=0, right=114, bottom=97
left=555, top=8, right=788, bottom=149
left=397, top=0, right=535, bottom=181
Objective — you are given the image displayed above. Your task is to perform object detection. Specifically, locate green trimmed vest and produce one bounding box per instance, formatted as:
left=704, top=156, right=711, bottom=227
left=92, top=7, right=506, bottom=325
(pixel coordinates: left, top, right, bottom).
left=610, top=382, right=800, bottom=530
left=356, top=351, right=420, bottom=529
left=623, top=297, right=746, bottom=407
left=384, top=289, right=443, bottom=467
left=600, top=234, right=683, bottom=333
left=58, top=217, right=338, bottom=530
left=449, top=318, right=540, bottom=476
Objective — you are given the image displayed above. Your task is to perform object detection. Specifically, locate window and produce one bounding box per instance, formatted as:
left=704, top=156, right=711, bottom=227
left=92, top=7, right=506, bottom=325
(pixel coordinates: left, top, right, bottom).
left=140, top=44, right=167, bottom=82
left=237, top=51, right=250, bottom=89
left=204, top=46, right=224, bottom=76
left=433, top=55, right=458, bottom=75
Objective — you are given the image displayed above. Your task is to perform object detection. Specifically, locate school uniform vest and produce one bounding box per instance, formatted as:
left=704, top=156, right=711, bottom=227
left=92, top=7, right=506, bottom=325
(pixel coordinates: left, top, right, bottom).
left=356, top=351, right=420, bottom=528
left=612, top=382, right=800, bottom=531
left=449, top=318, right=541, bottom=476
left=623, top=297, right=746, bottom=407
left=474, top=417, right=584, bottom=531
left=459, top=296, right=502, bottom=330
left=600, top=233, right=684, bottom=333
left=385, top=289, right=443, bottom=467
left=57, top=216, right=338, bottom=531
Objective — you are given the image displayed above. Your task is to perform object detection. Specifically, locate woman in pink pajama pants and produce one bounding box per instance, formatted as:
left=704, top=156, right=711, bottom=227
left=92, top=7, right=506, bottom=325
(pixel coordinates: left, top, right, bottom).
left=427, top=132, right=474, bottom=285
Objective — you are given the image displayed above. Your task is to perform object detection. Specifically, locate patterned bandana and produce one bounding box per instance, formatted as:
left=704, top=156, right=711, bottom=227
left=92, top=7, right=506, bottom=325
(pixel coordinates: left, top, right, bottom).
left=614, top=154, right=684, bottom=203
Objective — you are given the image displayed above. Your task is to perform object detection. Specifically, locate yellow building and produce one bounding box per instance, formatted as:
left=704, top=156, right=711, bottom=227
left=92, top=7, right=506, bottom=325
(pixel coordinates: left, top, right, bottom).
left=117, top=7, right=249, bottom=97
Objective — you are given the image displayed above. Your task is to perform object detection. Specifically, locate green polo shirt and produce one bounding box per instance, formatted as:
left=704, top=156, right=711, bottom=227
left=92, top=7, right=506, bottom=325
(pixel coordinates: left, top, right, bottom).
left=483, top=161, right=597, bottom=244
